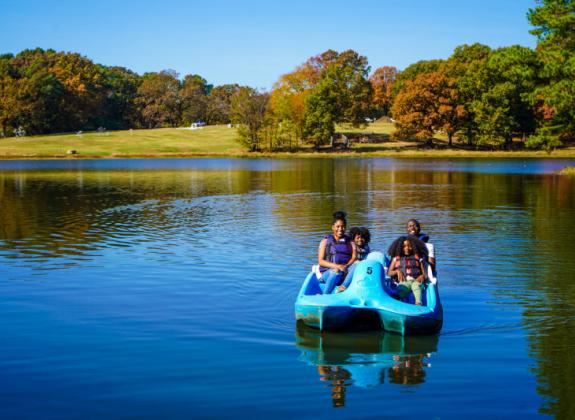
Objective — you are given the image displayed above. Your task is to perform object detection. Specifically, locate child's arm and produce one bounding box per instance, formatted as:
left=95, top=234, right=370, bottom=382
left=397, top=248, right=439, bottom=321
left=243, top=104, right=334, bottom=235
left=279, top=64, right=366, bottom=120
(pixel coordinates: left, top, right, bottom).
left=318, top=239, right=346, bottom=271
left=387, top=257, right=405, bottom=282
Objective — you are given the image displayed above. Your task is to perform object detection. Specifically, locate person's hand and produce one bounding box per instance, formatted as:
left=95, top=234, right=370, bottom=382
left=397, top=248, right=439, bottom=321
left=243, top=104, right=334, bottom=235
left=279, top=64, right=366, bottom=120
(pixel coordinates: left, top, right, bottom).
left=336, top=264, right=347, bottom=272
left=396, top=271, right=405, bottom=283
left=417, top=275, right=425, bottom=284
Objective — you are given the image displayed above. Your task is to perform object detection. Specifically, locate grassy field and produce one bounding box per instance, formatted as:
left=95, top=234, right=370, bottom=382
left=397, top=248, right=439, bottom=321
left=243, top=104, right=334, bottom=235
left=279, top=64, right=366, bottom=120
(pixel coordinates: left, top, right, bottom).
left=0, top=126, right=243, bottom=158
left=1, top=123, right=575, bottom=159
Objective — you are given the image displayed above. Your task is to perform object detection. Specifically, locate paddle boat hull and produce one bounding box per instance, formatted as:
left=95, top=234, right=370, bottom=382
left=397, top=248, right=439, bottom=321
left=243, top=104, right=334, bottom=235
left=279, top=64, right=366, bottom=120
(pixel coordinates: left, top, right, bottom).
left=295, top=254, right=443, bottom=335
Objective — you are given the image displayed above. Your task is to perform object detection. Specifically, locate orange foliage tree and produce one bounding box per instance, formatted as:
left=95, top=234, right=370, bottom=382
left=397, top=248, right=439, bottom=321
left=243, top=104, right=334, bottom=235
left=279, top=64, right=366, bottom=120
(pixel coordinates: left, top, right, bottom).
left=392, top=72, right=465, bottom=146
left=369, top=66, right=397, bottom=118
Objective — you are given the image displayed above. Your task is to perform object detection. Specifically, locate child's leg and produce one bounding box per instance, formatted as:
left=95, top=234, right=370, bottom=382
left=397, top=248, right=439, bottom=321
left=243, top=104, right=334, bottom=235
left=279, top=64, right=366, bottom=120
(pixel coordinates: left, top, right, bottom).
left=411, top=281, right=423, bottom=304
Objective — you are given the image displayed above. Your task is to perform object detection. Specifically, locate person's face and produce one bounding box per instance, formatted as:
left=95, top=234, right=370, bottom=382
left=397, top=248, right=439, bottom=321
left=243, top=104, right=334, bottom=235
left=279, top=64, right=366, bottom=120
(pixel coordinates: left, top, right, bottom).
left=332, top=220, right=346, bottom=239
left=406, top=220, right=420, bottom=236
left=354, top=234, right=365, bottom=247
left=402, top=240, right=413, bottom=255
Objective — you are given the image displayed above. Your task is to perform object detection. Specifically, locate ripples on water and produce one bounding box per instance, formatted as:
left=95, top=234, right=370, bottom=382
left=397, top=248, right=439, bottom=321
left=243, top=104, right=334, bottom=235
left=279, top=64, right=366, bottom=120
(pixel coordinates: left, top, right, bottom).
left=0, top=158, right=574, bottom=418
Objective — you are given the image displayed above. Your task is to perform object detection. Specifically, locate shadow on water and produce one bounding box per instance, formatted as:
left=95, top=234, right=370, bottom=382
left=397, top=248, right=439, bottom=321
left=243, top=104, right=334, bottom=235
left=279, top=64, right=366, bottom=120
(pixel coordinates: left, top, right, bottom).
left=295, top=325, right=439, bottom=407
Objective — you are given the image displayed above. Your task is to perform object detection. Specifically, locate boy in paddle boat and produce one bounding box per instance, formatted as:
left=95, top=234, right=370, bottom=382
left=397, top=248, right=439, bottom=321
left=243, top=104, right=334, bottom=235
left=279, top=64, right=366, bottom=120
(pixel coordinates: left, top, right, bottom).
left=336, top=226, right=371, bottom=293
left=406, top=219, right=435, bottom=270
left=387, top=235, right=428, bottom=305
left=317, top=211, right=357, bottom=294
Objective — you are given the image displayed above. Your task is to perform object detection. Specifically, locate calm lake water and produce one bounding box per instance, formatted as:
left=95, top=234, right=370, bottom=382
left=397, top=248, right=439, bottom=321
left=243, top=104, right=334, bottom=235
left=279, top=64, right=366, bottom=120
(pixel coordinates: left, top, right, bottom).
left=1, top=158, right=574, bottom=419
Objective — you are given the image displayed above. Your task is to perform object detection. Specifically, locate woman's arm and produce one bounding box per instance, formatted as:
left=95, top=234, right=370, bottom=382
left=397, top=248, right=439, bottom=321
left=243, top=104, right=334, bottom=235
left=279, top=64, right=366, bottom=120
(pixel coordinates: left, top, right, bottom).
left=318, top=239, right=346, bottom=271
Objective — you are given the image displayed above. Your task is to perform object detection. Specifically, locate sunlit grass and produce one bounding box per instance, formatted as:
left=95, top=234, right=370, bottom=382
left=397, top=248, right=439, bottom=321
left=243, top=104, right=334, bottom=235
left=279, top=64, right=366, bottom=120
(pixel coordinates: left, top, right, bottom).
left=559, top=166, right=575, bottom=175
left=1, top=122, right=574, bottom=158
left=0, top=125, right=242, bottom=157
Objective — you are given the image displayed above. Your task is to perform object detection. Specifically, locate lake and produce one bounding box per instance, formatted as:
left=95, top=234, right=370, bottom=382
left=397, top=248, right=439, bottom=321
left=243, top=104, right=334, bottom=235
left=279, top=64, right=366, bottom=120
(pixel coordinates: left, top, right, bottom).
left=1, top=157, right=574, bottom=418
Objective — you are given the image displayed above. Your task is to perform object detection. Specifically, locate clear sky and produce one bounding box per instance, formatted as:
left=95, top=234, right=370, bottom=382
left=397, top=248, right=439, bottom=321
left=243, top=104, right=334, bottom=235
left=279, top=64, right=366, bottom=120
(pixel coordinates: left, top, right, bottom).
left=1, top=0, right=538, bottom=88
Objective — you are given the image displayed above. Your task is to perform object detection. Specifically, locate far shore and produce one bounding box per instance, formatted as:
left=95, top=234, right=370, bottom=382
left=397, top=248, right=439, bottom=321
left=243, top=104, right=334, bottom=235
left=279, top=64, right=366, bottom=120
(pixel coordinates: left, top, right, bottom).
left=1, top=123, right=575, bottom=160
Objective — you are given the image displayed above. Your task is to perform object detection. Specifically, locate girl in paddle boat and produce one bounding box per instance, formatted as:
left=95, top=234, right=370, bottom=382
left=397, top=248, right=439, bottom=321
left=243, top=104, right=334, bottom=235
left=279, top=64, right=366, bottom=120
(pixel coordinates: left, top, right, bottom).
left=387, top=235, right=427, bottom=305
left=317, top=211, right=357, bottom=294
left=336, top=226, right=371, bottom=293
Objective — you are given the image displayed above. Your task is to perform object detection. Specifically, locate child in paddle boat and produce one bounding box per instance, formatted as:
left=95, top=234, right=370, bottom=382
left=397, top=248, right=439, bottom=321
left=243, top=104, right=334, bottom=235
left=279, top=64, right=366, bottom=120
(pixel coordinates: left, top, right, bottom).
left=336, top=227, right=371, bottom=293
left=317, top=211, right=357, bottom=294
left=387, top=235, right=427, bottom=305
left=406, top=219, right=435, bottom=269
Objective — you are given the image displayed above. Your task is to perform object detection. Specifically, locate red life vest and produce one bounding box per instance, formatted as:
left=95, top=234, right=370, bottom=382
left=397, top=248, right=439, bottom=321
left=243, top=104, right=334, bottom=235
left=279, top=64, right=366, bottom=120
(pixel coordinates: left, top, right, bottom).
left=394, top=254, right=422, bottom=278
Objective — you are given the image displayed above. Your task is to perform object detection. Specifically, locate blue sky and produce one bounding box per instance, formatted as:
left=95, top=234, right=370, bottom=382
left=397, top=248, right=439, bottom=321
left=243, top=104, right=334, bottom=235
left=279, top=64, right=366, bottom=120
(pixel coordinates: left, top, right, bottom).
left=1, top=0, right=537, bottom=88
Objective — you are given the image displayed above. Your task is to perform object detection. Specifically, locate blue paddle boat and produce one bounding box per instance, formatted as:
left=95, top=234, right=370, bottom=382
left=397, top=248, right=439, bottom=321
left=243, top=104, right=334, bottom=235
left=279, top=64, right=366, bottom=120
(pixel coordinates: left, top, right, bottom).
left=294, top=252, right=443, bottom=335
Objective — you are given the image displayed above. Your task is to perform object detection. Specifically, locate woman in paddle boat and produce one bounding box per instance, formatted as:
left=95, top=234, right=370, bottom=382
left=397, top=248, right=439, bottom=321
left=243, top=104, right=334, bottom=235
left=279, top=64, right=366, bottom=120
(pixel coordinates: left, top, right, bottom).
left=387, top=235, right=428, bottom=305
left=317, top=211, right=357, bottom=294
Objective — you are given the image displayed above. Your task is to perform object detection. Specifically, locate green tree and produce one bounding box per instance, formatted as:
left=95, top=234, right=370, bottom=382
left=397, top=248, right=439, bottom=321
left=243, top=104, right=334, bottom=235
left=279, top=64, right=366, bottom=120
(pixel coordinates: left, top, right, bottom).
left=230, top=87, right=269, bottom=152
left=180, top=74, right=211, bottom=125
left=527, top=0, right=575, bottom=150
left=98, top=66, right=141, bottom=130
left=470, top=46, right=539, bottom=149
left=303, top=49, right=372, bottom=147
left=443, top=44, right=492, bottom=146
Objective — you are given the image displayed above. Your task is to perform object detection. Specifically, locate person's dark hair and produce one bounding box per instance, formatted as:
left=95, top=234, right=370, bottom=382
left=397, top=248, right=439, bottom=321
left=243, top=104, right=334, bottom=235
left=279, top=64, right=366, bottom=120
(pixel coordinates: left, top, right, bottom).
left=349, top=226, right=371, bottom=243
left=332, top=211, right=347, bottom=225
left=349, top=226, right=360, bottom=240
left=387, top=235, right=427, bottom=258
left=359, top=227, right=371, bottom=244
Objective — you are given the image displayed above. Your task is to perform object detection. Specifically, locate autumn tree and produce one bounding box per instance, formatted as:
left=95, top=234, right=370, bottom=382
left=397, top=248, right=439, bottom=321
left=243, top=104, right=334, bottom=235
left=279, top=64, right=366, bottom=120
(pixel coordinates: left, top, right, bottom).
left=392, top=71, right=464, bottom=145
left=369, top=66, right=397, bottom=118
left=527, top=0, right=575, bottom=150
left=0, top=49, right=108, bottom=135
left=392, top=59, right=444, bottom=100
left=136, top=70, right=181, bottom=128
left=268, top=61, right=318, bottom=150
left=206, top=84, right=241, bottom=124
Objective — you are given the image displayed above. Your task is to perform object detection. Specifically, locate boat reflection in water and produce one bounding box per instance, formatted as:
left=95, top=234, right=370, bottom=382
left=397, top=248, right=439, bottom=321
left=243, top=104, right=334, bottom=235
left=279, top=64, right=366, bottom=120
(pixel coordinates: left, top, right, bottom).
left=296, top=325, right=439, bottom=407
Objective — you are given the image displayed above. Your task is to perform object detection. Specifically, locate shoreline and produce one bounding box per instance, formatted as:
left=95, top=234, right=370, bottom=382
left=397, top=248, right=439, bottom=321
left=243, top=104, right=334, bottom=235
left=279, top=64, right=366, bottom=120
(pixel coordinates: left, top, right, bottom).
left=1, top=149, right=575, bottom=160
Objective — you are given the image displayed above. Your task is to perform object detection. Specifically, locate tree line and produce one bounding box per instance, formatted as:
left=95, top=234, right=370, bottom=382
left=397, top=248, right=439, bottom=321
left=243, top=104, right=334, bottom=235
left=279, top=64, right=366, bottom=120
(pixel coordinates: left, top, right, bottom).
left=0, top=49, right=243, bottom=136
left=1, top=0, right=573, bottom=151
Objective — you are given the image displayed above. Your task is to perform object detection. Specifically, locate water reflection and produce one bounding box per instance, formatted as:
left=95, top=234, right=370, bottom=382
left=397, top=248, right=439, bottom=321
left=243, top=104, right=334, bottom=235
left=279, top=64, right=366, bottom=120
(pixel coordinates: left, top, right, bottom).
left=296, top=326, right=438, bottom=407
left=1, top=158, right=575, bottom=417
